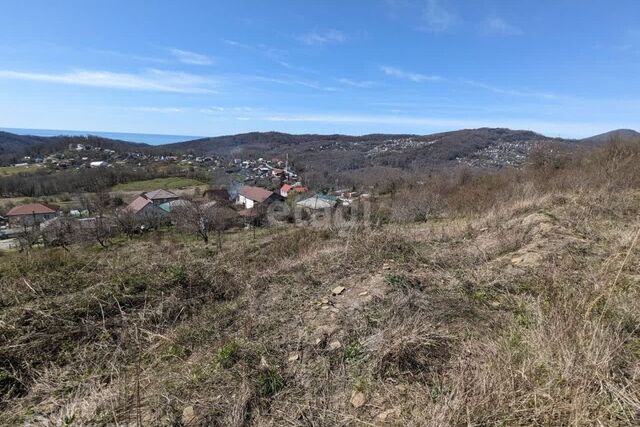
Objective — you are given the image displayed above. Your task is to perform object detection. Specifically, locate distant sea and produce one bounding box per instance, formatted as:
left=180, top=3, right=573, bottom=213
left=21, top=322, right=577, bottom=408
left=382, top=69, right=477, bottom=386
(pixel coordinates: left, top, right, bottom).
left=0, top=127, right=203, bottom=145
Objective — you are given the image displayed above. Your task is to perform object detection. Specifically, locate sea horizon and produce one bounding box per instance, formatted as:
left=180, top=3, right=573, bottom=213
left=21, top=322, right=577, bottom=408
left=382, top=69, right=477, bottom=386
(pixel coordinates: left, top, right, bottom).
left=0, top=127, right=204, bottom=145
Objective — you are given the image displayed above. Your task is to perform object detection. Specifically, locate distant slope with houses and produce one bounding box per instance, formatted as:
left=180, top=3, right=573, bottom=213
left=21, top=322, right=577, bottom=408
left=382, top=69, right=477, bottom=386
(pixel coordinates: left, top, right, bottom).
left=1, top=127, right=637, bottom=188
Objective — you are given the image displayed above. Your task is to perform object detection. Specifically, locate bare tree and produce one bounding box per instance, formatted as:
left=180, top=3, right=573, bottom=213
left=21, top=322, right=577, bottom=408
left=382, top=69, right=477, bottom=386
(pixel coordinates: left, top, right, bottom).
left=78, top=189, right=116, bottom=247
left=89, top=215, right=114, bottom=248
left=115, top=208, right=140, bottom=238
left=41, top=217, right=75, bottom=250
left=173, top=201, right=236, bottom=248
left=15, top=220, right=41, bottom=252
left=211, top=206, right=237, bottom=249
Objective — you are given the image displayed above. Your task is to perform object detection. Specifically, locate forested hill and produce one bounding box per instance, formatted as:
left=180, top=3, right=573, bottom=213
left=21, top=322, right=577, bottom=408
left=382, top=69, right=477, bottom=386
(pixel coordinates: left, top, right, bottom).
left=0, top=133, right=162, bottom=165
left=1, top=127, right=637, bottom=172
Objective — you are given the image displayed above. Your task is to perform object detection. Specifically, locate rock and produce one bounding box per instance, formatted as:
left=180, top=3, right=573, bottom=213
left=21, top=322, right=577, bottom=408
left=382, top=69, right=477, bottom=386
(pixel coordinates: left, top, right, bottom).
left=182, top=406, right=195, bottom=425
left=358, top=291, right=368, bottom=296
left=382, top=263, right=391, bottom=270
left=377, top=408, right=396, bottom=421
left=288, top=352, right=300, bottom=362
left=314, top=337, right=323, bottom=346
left=321, top=297, right=329, bottom=304
left=260, top=356, right=269, bottom=368
left=395, top=384, right=407, bottom=393
left=331, top=286, right=346, bottom=295
left=350, top=391, right=366, bottom=408
left=510, top=255, right=523, bottom=265
left=321, top=305, right=330, bottom=310
left=329, top=340, right=342, bottom=350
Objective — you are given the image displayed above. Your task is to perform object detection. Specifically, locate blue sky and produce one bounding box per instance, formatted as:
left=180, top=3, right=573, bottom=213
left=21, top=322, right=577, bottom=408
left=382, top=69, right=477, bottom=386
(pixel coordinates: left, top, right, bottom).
left=0, top=0, right=639, bottom=139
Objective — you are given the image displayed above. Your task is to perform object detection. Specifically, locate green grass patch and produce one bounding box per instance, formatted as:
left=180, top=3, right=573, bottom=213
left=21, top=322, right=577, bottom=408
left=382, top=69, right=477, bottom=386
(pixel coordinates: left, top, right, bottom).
left=343, top=340, right=366, bottom=364
left=256, top=367, right=284, bottom=397
left=111, top=177, right=207, bottom=192
left=384, top=273, right=420, bottom=290
left=0, top=165, right=43, bottom=176
left=215, top=340, right=241, bottom=368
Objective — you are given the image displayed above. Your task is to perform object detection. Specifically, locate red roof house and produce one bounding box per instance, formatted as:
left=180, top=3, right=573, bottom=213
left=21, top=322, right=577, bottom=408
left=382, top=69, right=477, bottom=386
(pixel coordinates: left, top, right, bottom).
left=280, top=184, right=308, bottom=198
left=123, top=195, right=167, bottom=219
left=237, top=185, right=282, bottom=209
left=6, top=203, right=58, bottom=226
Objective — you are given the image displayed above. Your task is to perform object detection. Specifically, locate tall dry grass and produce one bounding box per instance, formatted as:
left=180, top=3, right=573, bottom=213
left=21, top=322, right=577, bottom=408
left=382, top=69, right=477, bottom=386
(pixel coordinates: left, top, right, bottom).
left=2, top=139, right=640, bottom=425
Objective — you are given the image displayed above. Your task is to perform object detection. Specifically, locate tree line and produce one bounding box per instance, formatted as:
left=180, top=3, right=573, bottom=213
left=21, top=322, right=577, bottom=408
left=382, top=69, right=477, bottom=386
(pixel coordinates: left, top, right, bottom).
left=0, top=166, right=210, bottom=197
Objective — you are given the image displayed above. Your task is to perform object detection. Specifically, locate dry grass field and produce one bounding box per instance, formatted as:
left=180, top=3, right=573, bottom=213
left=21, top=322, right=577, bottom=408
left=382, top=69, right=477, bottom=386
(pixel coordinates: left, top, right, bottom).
left=1, top=141, right=640, bottom=425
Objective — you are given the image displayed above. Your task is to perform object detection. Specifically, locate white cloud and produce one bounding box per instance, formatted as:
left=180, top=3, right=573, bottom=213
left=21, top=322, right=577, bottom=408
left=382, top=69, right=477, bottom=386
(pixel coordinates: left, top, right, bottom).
left=484, top=17, right=523, bottom=36
left=293, top=80, right=338, bottom=91
left=298, top=29, right=346, bottom=45
left=381, top=65, right=443, bottom=82
left=261, top=112, right=616, bottom=138
left=461, top=79, right=556, bottom=99
left=129, top=106, right=258, bottom=116
left=168, top=48, right=213, bottom=65
left=130, top=107, right=186, bottom=113
left=248, top=75, right=338, bottom=92
left=224, top=39, right=293, bottom=69
left=89, top=48, right=168, bottom=63
left=200, top=106, right=226, bottom=114
left=338, top=78, right=378, bottom=88
left=223, top=39, right=252, bottom=49
left=264, top=113, right=474, bottom=127
left=0, top=69, right=217, bottom=93
left=422, top=0, right=457, bottom=32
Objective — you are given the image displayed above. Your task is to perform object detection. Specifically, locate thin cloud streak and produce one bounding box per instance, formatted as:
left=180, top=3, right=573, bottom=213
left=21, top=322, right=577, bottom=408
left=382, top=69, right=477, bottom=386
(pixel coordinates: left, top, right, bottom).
left=484, top=17, right=523, bottom=36
left=223, top=39, right=252, bottom=49
left=224, top=39, right=293, bottom=69
left=262, top=112, right=618, bottom=138
left=168, top=48, right=213, bottom=65
left=248, top=75, right=338, bottom=92
left=422, top=0, right=458, bottom=32
left=130, top=107, right=186, bottom=113
left=0, top=69, right=218, bottom=93
left=338, top=78, right=379, bottom=88
left=380, top=65, right=557, bottom=99
left=89, top=48, right=168, bottom=63
left=381, top=65, right=443, bottom=82
left=129, top=106, right=257, bottom=115
left=461, top=79, right=556, bottom=99
left=298, top=29, right=346, bottom=45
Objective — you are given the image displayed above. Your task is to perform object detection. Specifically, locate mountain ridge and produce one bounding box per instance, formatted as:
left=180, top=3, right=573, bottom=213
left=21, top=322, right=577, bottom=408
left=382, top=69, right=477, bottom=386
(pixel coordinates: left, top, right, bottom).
left=0, top=127, right=636, bottom=172
left=581, top=128, right=640, bottom=144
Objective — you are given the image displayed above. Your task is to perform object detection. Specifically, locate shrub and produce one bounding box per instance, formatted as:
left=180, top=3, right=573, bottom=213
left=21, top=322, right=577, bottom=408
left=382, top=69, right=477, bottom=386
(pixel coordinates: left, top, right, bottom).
left=256, top=367, right=284, bottom=397
left=384, top=273, right=421, bottom=290
left=343, top=340, right=366, bottom=364
left=375, top=322, right=451, bottom=383
left=215, top=340, right=240, bottom=369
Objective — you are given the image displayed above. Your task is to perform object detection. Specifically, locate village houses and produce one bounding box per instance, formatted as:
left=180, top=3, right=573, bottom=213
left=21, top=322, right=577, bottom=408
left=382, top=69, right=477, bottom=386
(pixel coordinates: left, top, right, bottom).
left=122, top=189, right=180, bottom=221
left=5, top=203, right=58, bottom=227
left=280, top=183, right=308, bottom=198
left=236, top=185, right=282, bottom=209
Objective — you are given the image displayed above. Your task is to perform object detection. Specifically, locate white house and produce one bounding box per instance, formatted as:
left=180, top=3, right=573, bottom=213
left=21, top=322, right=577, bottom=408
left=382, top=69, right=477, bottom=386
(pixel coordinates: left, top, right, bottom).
left=236, top=185, right=280, bottom=209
